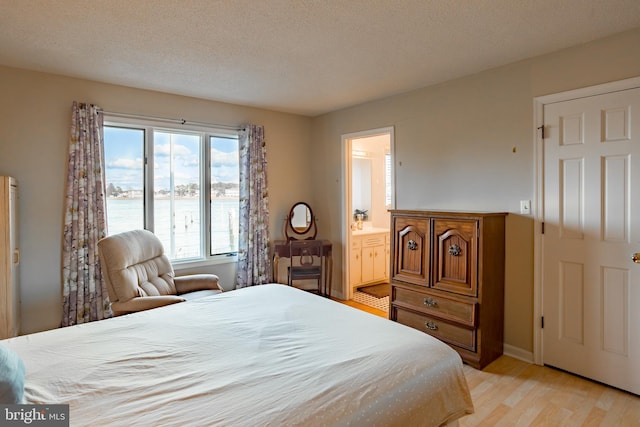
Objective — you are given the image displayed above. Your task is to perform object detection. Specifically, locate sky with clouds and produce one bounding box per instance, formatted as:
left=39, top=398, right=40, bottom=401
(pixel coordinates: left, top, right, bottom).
left=104, top=126, right=239, bottom=191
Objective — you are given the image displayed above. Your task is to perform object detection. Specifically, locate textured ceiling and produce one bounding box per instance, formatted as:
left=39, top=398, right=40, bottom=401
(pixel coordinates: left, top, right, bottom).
left=1, top=0, right=639, bottom=116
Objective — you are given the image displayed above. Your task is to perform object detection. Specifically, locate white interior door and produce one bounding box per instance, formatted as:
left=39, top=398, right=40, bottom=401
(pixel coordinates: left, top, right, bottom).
left=542, top=88, right=640, bottom=394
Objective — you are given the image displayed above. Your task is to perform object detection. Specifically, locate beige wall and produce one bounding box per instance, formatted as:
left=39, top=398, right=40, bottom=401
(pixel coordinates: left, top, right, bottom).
left=0, top=66, right=312, bottom=333
left=311, top=28, right=640, bottom=354
left=2, top=27, right=640, bottom=351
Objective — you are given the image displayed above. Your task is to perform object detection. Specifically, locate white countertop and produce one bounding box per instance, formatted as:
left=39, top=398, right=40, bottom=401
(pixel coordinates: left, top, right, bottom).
left=352, top=227, right=390, bottom=236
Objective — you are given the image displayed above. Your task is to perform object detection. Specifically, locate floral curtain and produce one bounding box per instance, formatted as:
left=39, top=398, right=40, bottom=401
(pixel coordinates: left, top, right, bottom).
left=236, top=125, right=271, bottom=288
left=61, top=102, right=112, bottom=326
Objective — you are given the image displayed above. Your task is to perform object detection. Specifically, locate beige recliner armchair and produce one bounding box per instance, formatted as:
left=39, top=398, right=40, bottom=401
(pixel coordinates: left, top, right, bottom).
left=98, top=229, right=222, bottom=316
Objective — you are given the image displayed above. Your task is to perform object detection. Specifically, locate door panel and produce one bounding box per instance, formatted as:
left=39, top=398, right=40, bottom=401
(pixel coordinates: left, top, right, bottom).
left=373, top=244, right=386, bottom=281
left=432, top=219, right=478, bottom=297
left=543, top=88, right=640, bottom=395
left=361, top=247, right=374, bottom=283
left=349, top=238, right=362, bottom=288
left=392, top=216, right=429, bottom=286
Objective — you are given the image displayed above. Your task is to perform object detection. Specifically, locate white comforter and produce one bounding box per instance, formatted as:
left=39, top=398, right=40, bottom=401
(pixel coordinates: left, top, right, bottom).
left=4, top=284, right=473, bottom=426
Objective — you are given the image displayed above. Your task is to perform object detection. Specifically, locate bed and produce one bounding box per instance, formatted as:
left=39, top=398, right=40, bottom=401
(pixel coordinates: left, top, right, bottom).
left=2, top=284, right=473, bottom=426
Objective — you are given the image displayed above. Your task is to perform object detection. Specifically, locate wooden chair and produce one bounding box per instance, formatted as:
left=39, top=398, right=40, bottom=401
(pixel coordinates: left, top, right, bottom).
left=287, top=239, right=324, bottom=296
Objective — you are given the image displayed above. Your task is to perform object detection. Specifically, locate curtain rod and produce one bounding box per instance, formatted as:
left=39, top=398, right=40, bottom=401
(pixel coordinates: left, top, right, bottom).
left=99, top=110, right=244, bottom=131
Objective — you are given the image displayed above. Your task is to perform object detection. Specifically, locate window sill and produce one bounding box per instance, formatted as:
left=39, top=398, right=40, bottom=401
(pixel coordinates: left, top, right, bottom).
left=172, top=254, right=238, bottom=272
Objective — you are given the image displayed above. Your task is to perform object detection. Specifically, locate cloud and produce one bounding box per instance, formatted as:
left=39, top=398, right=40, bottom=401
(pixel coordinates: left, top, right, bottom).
left=211, top=147, right=238, bottom=167
left=106, top=142, right=239, bottom=190
left=181, top=158, right=200, bottom=167
left=107, top=157, right=143, bottom=169
left=155, top=143, right=192, bottom=157
left=105, top=169, right=143, bottom=190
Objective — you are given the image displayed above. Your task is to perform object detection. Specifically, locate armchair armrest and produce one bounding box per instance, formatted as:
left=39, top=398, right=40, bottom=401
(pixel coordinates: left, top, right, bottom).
left=111, top=296, right=186, bottom=315
left=174, top=274, right=221, bottom=294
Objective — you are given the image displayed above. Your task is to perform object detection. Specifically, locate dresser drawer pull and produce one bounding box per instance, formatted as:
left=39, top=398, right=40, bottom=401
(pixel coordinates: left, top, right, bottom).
left=423, top=297, right=438, bottom=307
left=425, top=321, right=438, bottom=331
left=407, top=240, right=418, bottom=250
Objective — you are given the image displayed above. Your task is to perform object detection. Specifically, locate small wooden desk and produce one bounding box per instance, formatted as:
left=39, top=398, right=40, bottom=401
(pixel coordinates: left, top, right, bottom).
left=272, top=240, right=333, bottom=297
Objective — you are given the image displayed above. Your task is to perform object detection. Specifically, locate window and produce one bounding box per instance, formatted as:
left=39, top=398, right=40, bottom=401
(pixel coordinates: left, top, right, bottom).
left=210, top=136, right=240, bottom=254
left=103, top=119, right=239, bottom=263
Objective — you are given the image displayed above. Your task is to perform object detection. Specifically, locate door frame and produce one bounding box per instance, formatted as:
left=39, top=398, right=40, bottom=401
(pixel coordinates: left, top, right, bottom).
left=532, top=76, right=640, bottom=365
left=341, top=127, right=395, bottom=300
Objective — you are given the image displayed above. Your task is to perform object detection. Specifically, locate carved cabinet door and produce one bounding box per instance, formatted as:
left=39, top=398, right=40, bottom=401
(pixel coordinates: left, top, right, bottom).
left=432, top=219, right=478, bottom=296
left=392, top=216, right=430, bottom=287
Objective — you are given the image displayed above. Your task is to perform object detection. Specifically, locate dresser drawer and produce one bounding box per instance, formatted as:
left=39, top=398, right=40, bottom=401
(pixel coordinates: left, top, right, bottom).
left=395, top=307, right=476, bottom=352
left=361, top=234, right=386, bottom=247
left=392, top=286, right=476, bottom=327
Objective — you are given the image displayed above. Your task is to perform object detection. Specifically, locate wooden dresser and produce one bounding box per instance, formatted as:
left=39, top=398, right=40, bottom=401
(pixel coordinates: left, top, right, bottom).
left=389, top=210, right=506, bottom=369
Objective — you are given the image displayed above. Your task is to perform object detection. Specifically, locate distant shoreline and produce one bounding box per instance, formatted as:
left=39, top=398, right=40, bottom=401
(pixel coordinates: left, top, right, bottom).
left=107, top=196, right=238, bottom=200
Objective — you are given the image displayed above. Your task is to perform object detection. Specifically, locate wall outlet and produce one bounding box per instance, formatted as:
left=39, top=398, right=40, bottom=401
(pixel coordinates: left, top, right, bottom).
left=520, top=200, right=531, bottom=215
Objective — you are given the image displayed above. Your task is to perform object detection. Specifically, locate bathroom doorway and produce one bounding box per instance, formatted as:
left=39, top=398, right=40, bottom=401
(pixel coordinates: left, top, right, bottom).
left=342, top=127, right=394, bottom=305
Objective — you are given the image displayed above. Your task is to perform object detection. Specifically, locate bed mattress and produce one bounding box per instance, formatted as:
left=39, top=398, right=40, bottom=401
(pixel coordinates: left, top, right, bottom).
left=3, top=284, right=473, bottom=426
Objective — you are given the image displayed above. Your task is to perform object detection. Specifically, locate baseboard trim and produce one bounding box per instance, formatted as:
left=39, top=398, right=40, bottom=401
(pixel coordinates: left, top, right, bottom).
left=503, top=344, right=534, bottom=364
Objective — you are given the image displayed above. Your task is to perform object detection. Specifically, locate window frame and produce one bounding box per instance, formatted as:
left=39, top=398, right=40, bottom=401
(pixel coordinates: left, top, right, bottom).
left=103, top=115, right=239, bottom=267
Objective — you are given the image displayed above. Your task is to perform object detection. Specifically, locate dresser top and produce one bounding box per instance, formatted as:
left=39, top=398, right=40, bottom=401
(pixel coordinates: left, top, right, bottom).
left=389, top=209, right=508, bottom=218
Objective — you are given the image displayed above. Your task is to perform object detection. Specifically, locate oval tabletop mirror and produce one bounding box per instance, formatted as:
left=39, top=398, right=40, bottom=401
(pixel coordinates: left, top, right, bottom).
left=290, top=202, right=312, bottom=233
left=286, top=202, right=317, bottom=239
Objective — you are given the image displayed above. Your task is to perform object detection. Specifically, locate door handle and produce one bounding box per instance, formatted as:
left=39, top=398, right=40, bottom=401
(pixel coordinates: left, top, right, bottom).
left=632, top=253, right=640, bottom=263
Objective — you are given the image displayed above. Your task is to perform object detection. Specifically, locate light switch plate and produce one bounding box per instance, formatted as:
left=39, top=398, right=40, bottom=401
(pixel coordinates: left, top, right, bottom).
left=520, top=200, right=531, bottom=215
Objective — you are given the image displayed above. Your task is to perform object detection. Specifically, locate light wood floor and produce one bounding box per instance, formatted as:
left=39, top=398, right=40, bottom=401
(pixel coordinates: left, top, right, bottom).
left=341, top=299, right=640, bottom=426
left=459, top=355, right=640, bottom=426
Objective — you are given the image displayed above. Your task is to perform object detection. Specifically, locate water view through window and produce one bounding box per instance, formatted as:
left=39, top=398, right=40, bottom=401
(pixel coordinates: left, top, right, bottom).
left=103, top=125, right=239, bottom=261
